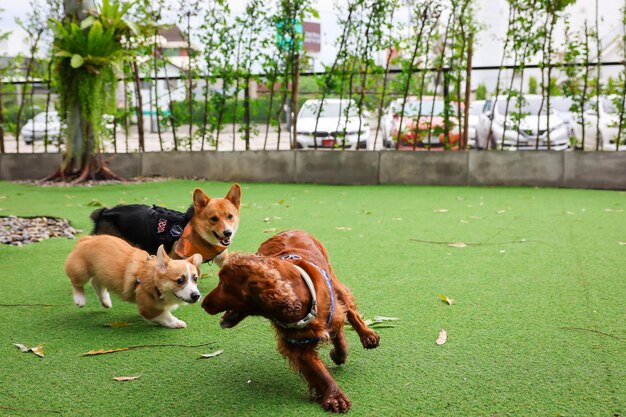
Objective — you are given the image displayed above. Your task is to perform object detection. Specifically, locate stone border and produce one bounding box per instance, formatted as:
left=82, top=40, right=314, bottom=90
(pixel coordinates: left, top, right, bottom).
left=1, top=151, right=624, bottom=190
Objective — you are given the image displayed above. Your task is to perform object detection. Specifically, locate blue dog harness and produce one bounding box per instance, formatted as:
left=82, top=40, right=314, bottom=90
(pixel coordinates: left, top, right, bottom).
left=277, top=254, right=336, bottom=345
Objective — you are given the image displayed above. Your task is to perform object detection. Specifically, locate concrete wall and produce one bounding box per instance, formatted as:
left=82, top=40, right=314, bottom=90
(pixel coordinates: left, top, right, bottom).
left=1, top=151, right=624, bottom=190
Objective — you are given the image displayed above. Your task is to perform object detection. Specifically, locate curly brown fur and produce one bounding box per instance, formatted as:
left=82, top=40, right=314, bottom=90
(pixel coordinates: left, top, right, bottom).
left=202, top=230, right=380, bottom=413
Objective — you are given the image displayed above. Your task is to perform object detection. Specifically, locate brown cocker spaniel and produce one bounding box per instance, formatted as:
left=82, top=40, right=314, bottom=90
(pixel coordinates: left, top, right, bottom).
left=202, top=230, right=380, bottom=413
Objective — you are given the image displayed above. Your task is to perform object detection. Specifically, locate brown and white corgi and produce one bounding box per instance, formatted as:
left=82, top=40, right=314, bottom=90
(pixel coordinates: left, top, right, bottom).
left=65, top=235, right=202, bottom=328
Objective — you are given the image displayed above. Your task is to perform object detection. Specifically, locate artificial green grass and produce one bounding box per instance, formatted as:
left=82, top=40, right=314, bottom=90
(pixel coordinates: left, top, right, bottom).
left=0, top=180, right=624, bottom=417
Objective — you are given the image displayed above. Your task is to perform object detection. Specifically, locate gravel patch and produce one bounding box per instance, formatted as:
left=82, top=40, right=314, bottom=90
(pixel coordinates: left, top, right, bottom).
left=1, top=216, right=82, bottom=246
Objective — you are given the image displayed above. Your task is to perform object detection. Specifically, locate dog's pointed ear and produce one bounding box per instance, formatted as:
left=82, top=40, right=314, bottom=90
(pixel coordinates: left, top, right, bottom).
left=193, top=188, right=210, bottom=212
left=225, top=183, right=241, bottom=210
left=156, top=245, right=169, bottom=273
left=187, top=253, right=203, bottom=269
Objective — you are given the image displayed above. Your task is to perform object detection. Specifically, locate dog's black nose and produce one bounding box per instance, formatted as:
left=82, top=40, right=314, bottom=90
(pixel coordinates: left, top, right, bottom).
left=223, top=230, right=232, bottom=237
left=191, top=292, right=201, bottom=301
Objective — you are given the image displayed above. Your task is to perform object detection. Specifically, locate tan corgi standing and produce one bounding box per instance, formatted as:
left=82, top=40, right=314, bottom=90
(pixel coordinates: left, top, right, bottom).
left=65, top=235, right=203, bottom=328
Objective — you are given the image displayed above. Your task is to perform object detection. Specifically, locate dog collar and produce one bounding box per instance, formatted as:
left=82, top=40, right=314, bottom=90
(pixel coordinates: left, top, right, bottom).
left=274, top=264, right=318, bottom=329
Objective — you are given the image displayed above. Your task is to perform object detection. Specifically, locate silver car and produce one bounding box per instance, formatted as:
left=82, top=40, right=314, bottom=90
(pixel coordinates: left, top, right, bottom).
left=21, top=111, right=63, bottom=145
left=296, top=99, right=370, bottom=149
left=476, top=95, right=569, bottom=150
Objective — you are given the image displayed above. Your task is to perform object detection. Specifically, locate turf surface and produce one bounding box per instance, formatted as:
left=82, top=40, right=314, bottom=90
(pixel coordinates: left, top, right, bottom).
left=0, top=180, right=624, bottom=417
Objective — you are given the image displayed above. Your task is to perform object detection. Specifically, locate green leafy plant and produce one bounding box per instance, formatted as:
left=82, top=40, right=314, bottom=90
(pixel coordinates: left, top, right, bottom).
left=49, top=0, right=137, bottom=181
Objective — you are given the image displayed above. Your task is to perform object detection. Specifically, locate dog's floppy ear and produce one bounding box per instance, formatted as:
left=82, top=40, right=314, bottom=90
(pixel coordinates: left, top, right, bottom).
left=225, top=183, right=241, bottom=210
left=250, top=269, right=302, bottom=318
left=186, top=253, right=203, bottom=269
left=156, top=245, right=169, bottom=273
left=193, top=188, right=210, bottom=211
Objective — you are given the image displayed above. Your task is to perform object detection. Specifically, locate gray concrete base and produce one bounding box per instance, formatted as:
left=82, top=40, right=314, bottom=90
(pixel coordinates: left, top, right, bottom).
left=0, top=153, right=62, bottom=180
left=469, top=151, right=564, bottom=187
left=296, top=151, right=379, bottom=185
left=0, top=150, right=624, bottom=190
left=379, top=152, right=468, bottom=185
left=563, top=152, right=626, bottom=190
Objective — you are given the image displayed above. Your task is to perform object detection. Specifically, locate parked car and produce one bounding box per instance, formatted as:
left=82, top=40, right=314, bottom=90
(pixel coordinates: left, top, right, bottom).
left=476, top=94, right=569, bottom=150
left=467, top=100, right=485, bottom=148
left=381, top=97, right=462, bottom=149
left=295, top=99, right=369, bottom=149
left=550, top=96, right=575, bottom=140
left=20, top=111, right=63, bottom=145
left=573, top=95, right=625, bottom=151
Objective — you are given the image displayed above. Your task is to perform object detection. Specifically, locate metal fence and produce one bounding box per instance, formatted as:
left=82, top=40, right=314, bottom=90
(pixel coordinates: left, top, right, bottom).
left=1, top=60, right=625, bottom=154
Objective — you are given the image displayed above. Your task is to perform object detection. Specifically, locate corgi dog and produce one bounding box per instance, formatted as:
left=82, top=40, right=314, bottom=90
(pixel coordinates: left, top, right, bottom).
left=65, top=235, right=203, bottom=328
left=90, top=184, right=241, bottom=266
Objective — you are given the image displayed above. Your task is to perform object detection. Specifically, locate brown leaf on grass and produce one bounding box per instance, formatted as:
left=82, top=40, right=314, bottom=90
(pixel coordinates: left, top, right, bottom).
left=86, top=199, right=103, bottom=207
left=82, top=347, right=130, bottom=356
left=200, top=349, right=224, bottom=359
left=103, top=322, right=130, bottom=328
left=263, top=228, right=277, bottom=233
left=113, top=376, right=141, bottom=381
left=436, top=329, right=447, bottom=345
left=447, top=242, right=467, bottom=248
left=14, top=343, right=45, bottom=358
left=81, top=342, right=214, bottom=356
left=440, top=295, right=455, bottom=305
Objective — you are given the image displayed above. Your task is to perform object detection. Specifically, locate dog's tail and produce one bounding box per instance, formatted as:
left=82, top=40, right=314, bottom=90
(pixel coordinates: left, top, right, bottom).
left=89, top=207, right=107, bottom=235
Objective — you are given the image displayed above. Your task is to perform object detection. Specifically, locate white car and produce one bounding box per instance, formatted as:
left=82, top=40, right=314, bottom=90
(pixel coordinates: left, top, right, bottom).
left=21, top=111, right=63, bottom=145
left=573, top=95, right=625, bottom=151
left=296, top=99, right=369, bottom=149
left=467, top=100, right=485, bottom=148
left=477, top=94, right=569, bottom=150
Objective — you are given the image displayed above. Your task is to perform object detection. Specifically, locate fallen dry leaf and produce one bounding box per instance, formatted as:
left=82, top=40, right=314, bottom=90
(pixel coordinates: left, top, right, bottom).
left=436, top=329, right=447, bottom=345
left=440, top=295, right=454, bottom=305
left=619, top=241, right=626, bottom=246
left=113, top=376, right=141, bottom=381
left=263, top=228, right=277, bottom=233
left=104, top=321, right=130, bottom=328
left=200, top=349, right=224, bottom=359
left=82, top=347, right=130, bottom=356
left=392, top=217, right=403, bottom=221
left=460, top=219, right=469, bottom=224
left=448, top=242, right=467, bottom=248
left=433, top=209, right=448, bottom=213
left=496, top=209, right=506, bottom=214
left=335, top=227, right=352, bottom=231
left=14, top=343, right=44, bottom=358
left=263, top=217, right=271, bottom=223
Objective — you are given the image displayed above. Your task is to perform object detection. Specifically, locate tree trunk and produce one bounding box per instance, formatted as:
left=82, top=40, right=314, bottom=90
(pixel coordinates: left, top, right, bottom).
left=463, top=34, right=473, bottom=150
left=0, top=79, right=4, bottom=153
left=131, top=61, right=145, bottom=152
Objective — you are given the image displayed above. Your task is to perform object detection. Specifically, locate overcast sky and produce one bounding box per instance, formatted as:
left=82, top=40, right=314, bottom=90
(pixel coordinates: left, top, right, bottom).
left=1, top=0, right=622, bottom=70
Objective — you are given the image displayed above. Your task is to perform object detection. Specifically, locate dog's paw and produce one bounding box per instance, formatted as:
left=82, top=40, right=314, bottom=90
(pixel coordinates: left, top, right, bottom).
left=72, top=290, right=86, bottom=308
left=360, top=331, right=380, bottom=349
left=329, top=348, right=347, bottom=365
left=321, top=390, right=351, bottom=413
left=100, top=294, right=112, bottom=309
left=172, top=319, right=187, bottom=329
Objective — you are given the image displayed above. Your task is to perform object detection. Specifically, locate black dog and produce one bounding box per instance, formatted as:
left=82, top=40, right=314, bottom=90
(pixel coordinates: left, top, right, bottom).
left=90, top=185, right=242, bottom=264
left=90, top=204, right=192, bottom=256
